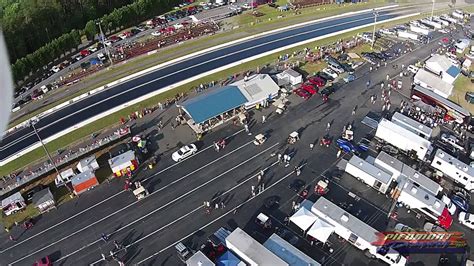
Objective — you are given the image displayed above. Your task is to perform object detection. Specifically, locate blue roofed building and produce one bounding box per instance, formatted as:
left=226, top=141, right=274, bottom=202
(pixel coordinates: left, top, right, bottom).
left=180, top=85, right=247, bottom=133
left=263, top=234, right=321, bottom=266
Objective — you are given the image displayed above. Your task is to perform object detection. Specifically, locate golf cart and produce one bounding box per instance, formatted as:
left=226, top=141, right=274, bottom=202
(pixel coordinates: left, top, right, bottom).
left=255, top=213, right=272, bottom=229
left=315, top=180, right=329, bottom=196
left=133, top=185, right=149, bottom=200
left=288, top=131, right=299, bottom=144
left=254, top=133, right=267, bottom=145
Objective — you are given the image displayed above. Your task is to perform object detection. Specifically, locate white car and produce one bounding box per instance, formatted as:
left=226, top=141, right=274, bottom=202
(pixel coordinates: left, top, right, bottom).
left=442, top=195, right=457, bottom=215
left=51, top=65, right=61, bottom=73
left=459, top=212, right=474, bottom=229
left=151, top=31, right=162, bottom=37
left=322, top=68, right=338, bottom=79
left=172, top=144, right=198, bottom=162
left=104, top=40, right=112, bottom=47
left=89, top=46, right=98, bottom=53
left=118, top=33, right=127, bottom=40
left=407, top=65, right=419, bottom=74
left=97, top=53, right=106, bottom=61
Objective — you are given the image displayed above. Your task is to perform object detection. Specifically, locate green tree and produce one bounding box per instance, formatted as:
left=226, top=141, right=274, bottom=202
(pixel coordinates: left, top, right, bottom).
left=84, top=20, right=98, bottom=41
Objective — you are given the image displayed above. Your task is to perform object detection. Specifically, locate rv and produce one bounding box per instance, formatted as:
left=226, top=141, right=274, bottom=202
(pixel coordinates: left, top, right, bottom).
left=410, top=25, right=431, bottom=36
left=452, top=10, right=465, bottom=20
left=345, top=155, right=393, bottom=194
left=396, top=179, right=453, bottom=229
left=420, top=19, right=442, bottom=29
left=391, top=112, right=433, bottom=140
left=312, top=197, right=407, bottom=266
left=430, top=149, right=474, bottom=191
left=375, top=119, right=433, bottom=161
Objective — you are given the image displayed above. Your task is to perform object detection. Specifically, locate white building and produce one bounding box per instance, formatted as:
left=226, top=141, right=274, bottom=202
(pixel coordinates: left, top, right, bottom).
left=276, top=68, right=303, bottom=85
left=76, top=155, right=100, bottom=173
left=345, top=155, right=393, bottom=194
left=391, top=112, right=433, bottom=140
left=425, top=54, right=460, bottom=84
left=225, top=227, right=288, bottom=266
left=414, top=69, right=453, bottom=98
left=410, top=25, right=431, bottom=36
left=311, top=197, right=407, bottom=266
left=375, top=119, right=433, bottom=161
left=233, top=74, right=281, bottom=109
left=55, top=168, right=75, bottom=187
left=431, top=149, right=474, bottom=191
left=455, top=39, right=470, bottom=54
left=374, top=151, right=442, bottom=195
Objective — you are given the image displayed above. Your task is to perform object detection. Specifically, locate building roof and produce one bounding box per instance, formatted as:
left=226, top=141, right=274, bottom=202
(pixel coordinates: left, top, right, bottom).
left=283, top=68, right=302, bottom=78
left=426, top=54, right=460, bottom=77
left=181, top=86, right=247, bottom=124
left=186, top=251, right=215, bottom=266
left=232, top=74, right=280, bottom=106
left=71, top=170, right=97, bottom=187
left=400, top=179, right=445, bottom=215
left=412, top=85, right=470, bottom=116
left=31, top=188, right=54, bottom=207
left=311, top=197, right=380, bottom=244
left=446, top=65, right=460, bottom=78
left=433, top=149, right=474, bottom=177
left=264, top=234, right=321, bottom=266
left=108, top=150, right=136, bottom=171
left=225, top=228, right=288, bottom=266
left=414, top=69, right=453, bottom=98
left=1, top=192, right=24, bottom=208
left=347, top=155, right=392, bottom=184
left=77, top=155, right=99, bottom=173
left=391, top=112, right=433, bottom=139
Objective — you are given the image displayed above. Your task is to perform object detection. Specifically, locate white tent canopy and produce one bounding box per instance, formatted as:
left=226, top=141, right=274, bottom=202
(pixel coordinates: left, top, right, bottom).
left=307, top=218, right=335, bottom=243
left=290, top=207, right=317, bottom=232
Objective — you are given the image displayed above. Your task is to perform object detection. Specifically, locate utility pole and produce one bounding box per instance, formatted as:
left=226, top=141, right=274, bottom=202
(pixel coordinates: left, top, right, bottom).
left=30, top=119, right=72, bottom=194
left=371, top=9, right=379, bottom=49
left=97, top=20, right=113, bottom=66
left=431, top=0, right=435, bottom=21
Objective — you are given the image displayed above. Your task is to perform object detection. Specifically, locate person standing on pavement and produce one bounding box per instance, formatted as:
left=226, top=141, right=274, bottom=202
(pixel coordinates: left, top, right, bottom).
left=309, top=143, right=314, bottom=150
left=170, top=122, right=175, bottom=130
left=277, top=153, right=282, bottom=164
left=326, top=122, right=331, bottom=131
left=262, top=115, right=266, bottom=124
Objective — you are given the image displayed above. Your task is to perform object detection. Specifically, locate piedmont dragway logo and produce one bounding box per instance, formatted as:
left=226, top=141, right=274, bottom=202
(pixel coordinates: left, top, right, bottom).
left=372, top=232, right=467, bottom=253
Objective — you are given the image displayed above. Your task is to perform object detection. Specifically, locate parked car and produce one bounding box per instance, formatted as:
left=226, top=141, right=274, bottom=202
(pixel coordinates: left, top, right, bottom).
left=80, top=49, right=91, bottom=57
left=288, top=179, right=305, bottom=192
left=458, top=212, right=474, bottom=229
left=394, top=223, right=415, bottom=232
left=301, top=83, right=317, bottom=95
left=151, top=31, right=162, bottom=37
left=33, top=256, right=52, bottom=266
left=97, top=53, right=107, bottom=61
left=423, top=222, right=446, bottom=232
left=31, top=89, right=44, bottom=100
left=440, top=133, right=465, bottom=151
left=340, top=63, right=354, bottom=74
left=172, top=144, right=198, bottom=162
left=343, top=74, right=356, bottom=83
left=442, top=195, right=457, bottom=215
left=319, top=85, right=335, bottom=97
left=407, top=65, right=419, bottom=74
left=316, top=72, right=332, bottom=82
left=328, top=63, right=345, bottom=74
left=294, top=88, right=311, bottom=100
left=74, top=54, right=83, bottom=61
left=307, top=76, right=325, bottom=88
left=51, top=65, right=61, bottom=73
left=451, top=195, right=469, bottom=212
left=322, top=68, right=338, bottom=79
left=88, top=46, right=98, bottom=53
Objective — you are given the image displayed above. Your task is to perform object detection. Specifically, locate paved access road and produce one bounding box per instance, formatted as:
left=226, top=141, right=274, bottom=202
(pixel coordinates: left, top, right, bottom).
left=0, top=8, right=405, bottom=163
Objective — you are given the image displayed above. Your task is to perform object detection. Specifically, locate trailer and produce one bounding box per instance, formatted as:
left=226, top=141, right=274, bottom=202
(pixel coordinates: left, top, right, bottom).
left=433, top=17, right=449, bottom=26
left=430, top=149, right=474, bottom=191
left=420, top=19, right=442, bottom=29
left=345, top=155, right=393, bottom=194
left=375, top=119, right=433, bottom=161
left=410, top=25, right=431, bottom=36
left=397, top=30, right=419, bottom=41
left=391, top=112, right=433, bottom=140
left=311, top=197, right=407, bottom=266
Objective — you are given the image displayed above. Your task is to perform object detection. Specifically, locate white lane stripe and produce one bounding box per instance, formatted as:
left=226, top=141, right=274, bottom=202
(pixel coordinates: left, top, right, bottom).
left=1, top=12, right=393, bottom=151
left=9, top=142, right=279, bottom=264
left=135, top=162, right=307, bottom=265
left=0, top=129, right=243, bottom=253
left=63, top=161, right=281, bottom=264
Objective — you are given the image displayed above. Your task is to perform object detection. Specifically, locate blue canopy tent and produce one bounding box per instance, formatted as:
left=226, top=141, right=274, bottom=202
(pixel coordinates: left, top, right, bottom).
left=217, top=251, right=243, bottom=266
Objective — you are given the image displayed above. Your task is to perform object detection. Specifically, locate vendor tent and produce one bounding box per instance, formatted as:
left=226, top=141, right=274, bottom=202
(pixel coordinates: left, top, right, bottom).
left=307, top=218, right=335, bottom=243
left=290, top=207, right=317, bottom=232
left=108, top=150, right=138, bottom=177
left=1, top=192, right=26, bottom=216
left=216, top=251, right=245, bottom=266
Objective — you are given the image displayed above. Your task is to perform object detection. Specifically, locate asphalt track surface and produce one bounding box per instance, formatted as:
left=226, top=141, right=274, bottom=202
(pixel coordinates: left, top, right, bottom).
left=0, top=10, right=402, bottom=161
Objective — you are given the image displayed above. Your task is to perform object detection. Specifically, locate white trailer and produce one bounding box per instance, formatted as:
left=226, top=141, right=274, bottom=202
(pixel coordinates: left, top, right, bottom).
left=375, top=119, right=433, bottom=161
left=431, top=149, right=474, bottom=191
left=311, top=197, right=407, bottom=266
left=226, top=228, right=288, bottom=266
left=391, top=112, right=433, bottom=140
left=421, top=19, right=442, bottom=29
left=397, top=30, right=419, bottom=41
left=452, top=10, right=465, bottom=20
left=345, top=155, right=393, bottom=194
left=441, top=15, right=458, bottom=24
left=433, top=17, right=449, bottom=26
left=410, top=25, right=431, bottom=36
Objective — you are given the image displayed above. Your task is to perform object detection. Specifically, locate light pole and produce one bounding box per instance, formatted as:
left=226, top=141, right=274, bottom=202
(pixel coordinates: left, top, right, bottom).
left=30, top=119, right=72, bottom=194
left=371, top=9, right=379, bottom=49
left=431, top=0, right=435, bottom=21
left=96, top=20, right=114, bottom=66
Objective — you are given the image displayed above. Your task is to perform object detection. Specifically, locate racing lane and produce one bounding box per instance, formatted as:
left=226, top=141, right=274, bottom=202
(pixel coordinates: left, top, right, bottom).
left=0, top=10, right=401, bottom=161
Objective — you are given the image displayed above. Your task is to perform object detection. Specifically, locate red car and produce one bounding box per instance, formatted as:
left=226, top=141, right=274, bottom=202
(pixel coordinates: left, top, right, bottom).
left=33, top=256, right=52, bottom=266
left=300, top=83, right=317, bottom=95
left=109, top=35, right=120, bottom=43
left=294, top=88, right=311, bottom=100
left=80, top=49, right=91, bottom=57
left=308, top=76, right=326, bottom=88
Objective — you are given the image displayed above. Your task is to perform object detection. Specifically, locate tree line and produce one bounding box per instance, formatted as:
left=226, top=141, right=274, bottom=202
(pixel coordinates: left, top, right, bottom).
left=5, top=0, right=181, bottom=83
